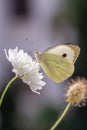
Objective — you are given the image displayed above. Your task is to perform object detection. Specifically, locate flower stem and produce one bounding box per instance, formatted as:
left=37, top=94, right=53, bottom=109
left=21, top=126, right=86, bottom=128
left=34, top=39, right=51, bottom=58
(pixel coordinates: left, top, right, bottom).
left=0, top=76, right=18, bottom=106
left=50, top=103, right=71, bottom=130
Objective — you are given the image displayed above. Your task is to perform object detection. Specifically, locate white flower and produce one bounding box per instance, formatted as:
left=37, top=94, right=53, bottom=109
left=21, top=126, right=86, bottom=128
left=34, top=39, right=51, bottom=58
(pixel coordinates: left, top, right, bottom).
left=4, top=47, right=46, bottom=94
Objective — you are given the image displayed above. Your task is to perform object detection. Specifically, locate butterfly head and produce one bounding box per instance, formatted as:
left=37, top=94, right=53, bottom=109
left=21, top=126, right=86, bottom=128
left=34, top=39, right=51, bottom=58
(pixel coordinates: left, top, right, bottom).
left=35, top=52, right=45, bottom=63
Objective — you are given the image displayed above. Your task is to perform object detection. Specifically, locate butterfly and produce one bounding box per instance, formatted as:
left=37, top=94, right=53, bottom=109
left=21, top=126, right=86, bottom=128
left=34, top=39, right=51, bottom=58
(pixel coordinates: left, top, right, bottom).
left=35, top=43, right=80, bottom=83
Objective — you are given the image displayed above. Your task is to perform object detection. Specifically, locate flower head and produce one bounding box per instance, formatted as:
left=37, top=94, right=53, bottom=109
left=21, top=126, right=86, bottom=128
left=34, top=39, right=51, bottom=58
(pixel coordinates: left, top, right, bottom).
left=66, top=77, right=87, bottom=106
left=4, top=47, right=46, bottom=94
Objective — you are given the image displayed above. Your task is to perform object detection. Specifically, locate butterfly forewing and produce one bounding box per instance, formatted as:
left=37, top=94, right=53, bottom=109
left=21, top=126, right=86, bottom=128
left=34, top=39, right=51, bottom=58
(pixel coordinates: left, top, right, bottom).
left=44, top=44, right=80, bottom=63
left=66, top=44, right=80, bottom=63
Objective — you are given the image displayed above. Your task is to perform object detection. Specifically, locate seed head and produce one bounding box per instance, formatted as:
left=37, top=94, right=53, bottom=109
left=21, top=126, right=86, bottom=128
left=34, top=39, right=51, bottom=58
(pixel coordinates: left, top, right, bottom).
left=66, top=77, right=87, bottom=106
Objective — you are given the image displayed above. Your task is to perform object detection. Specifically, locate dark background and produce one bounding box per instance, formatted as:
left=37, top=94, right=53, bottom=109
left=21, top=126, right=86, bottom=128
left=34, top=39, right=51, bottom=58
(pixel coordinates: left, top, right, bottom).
left=0, top=0, right=87, bottom=130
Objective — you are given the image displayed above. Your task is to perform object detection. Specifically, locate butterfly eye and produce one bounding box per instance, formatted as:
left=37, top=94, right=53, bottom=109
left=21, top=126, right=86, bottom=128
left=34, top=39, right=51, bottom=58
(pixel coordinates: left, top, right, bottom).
left=62, top=53, right=67, bottom=58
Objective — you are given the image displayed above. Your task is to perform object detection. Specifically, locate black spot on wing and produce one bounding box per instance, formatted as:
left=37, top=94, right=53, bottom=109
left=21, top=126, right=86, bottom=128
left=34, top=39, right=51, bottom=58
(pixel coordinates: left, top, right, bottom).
left=62, top=53, right=67, bottom=58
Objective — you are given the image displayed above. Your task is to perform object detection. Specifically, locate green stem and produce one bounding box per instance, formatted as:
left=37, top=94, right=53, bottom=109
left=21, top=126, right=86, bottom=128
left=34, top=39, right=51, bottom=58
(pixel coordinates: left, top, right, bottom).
left=0, top=76, right=18, bottom=106
left=50, top=103, right=71, bottom=130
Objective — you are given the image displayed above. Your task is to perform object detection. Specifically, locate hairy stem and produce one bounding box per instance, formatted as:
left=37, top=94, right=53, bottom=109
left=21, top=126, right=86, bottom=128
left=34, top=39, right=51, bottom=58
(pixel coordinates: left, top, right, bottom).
left=50, top=103, right=71, bottom=130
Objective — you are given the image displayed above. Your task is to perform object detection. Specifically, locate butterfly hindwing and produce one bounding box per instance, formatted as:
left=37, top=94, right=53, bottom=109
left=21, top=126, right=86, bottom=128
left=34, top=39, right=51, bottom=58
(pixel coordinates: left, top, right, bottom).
left=38, top=53, right=74, bottom=82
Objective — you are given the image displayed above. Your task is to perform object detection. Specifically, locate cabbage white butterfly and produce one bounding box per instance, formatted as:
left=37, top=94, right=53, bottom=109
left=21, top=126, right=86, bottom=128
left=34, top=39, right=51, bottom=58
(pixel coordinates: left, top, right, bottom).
left=35, top=44, right=80, bottom=83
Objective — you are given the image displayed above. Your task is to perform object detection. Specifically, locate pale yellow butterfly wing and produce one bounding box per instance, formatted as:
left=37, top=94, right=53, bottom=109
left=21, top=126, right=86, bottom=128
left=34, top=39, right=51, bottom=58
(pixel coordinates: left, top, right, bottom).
left=44, top=44, right=80, bottom=63
left=66, top=44, right=80, bottom=63
left=36, top=53, right=74, bottom=82
left=36, top=44, right=80, bottom=83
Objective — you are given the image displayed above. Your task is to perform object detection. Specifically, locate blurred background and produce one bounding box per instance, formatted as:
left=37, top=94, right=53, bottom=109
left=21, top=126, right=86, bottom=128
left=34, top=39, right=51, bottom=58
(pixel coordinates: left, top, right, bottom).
left=0, top=0, right=87, bottom=130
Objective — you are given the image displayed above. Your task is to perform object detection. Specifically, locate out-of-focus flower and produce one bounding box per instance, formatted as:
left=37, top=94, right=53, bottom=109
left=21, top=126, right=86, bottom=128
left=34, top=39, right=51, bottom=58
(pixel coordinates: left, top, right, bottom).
left=66, top=77, right=87, bottom=106
left=50, top=77, right=87, bottom=130
left=4, top=47, right=46, bottom=94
